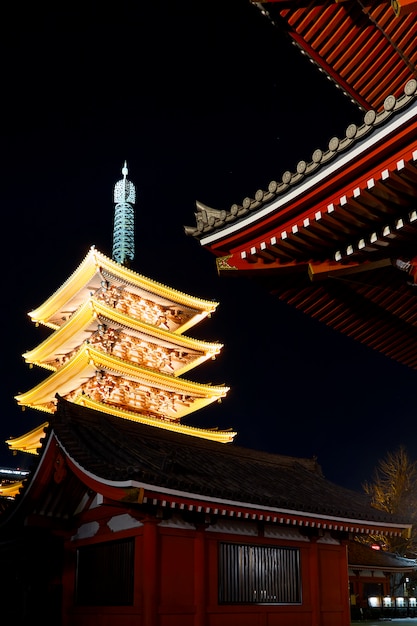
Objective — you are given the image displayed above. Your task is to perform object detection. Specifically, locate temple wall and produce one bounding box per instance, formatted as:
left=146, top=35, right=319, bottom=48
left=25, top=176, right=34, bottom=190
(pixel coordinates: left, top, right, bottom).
left=60, top=512, right=351, bottom=626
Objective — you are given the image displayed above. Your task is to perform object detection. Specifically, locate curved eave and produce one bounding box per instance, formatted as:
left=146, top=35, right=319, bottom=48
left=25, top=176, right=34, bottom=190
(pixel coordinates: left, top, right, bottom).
left=188, top=84, right=417, bottom=252
left=28, top=247, right=218, bottom=327
left=61, top=452, right=411, bottom=536
left=0, top=481, right=26, bottom=498
left=15, top=344, right=229, bottom=414
left=349, top=563, right=417, bottom=573
left=5, top=422, right=49, bottom=455
left=75, top=396, right=236, bottom=443
left=23, top=297, right=223, bottom=374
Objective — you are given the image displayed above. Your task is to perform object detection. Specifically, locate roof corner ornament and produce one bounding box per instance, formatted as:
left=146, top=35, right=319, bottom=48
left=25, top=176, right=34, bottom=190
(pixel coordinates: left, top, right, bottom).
left=112, top=161, right=136, bottom=267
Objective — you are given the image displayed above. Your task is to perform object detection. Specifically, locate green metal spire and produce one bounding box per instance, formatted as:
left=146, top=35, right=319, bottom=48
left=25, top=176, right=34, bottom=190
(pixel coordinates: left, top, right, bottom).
left=112, top=162, right=136, bottom=266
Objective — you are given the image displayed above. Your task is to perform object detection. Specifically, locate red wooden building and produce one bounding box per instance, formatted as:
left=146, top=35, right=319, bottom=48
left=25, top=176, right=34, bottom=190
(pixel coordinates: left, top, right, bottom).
left=348, top=540, right=417, bottom=619
left=2, top=4, right=417, bottom=624
left=0, top=396, right=412, bottom=626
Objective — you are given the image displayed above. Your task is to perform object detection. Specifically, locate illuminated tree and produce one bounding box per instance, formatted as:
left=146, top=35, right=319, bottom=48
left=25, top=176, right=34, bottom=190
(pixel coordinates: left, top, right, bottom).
left=362, top=446, right=417, bottom=557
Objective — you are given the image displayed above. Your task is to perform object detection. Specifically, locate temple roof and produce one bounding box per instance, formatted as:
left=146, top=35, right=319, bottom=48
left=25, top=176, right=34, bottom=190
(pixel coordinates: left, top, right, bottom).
left=348, top=540, right=417, bottom=572
left=185, top=81, right=417, bottom=248
left=185, top=81, right=417, bottom=371
left=3, top=396, right=412, bottom=536
left=253, top=0, right=417, bottom=112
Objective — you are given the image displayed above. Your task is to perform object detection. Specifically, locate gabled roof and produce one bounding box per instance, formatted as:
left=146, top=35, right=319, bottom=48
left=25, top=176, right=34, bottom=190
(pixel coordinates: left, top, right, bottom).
left=4, top=396, right=411, bottom=537
left=253, top=0, right=417, bottom=112
left=29, top=246, right=218, bottom=333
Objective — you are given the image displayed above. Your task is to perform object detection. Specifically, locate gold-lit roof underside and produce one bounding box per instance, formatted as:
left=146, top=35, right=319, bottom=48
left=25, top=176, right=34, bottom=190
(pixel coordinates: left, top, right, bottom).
left=23, top=297, right=222, bottom=377
left=6, top=409, right=236, bottom=452
left=15, top=344, right=229, bottom=419
left=0, top=481, right=25, bottom=497
left=29, top=247, right=218, bottom=332
left=5, top=421, right=49, bottom=455
left=76, top=396, right=236, bottom=442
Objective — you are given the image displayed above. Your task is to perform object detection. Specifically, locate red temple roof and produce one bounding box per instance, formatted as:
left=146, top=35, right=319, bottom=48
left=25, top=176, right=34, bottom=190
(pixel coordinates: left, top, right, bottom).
left=185, top=82, right=417, bottom=370
left=253, top=0, right=417, bottom=111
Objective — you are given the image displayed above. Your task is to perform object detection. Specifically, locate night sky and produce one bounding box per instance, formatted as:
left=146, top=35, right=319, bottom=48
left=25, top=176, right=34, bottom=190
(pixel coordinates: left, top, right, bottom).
left=2, top=1, right=416, bottom=491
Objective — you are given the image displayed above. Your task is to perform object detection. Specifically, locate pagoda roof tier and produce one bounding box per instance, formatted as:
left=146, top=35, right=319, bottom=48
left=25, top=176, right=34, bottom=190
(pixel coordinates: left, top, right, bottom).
left=185, top=82, right=417, bottom=370
left=6, top=401, right=236, bottom=452
left=15, top=343, right=229, bottom=420
left=253, top=0, right=417, bottom=112
left=23, top=296, right=222, bottom=377
left=0, top=481, right=25, bottom=498
left=5, top=421, right=49, bottom=455
left=29, top=247, right=218, bottom=334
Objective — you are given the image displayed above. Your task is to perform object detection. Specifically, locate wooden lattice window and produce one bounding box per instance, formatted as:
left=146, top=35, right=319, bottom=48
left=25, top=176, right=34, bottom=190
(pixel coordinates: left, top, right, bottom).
left=219, top=542, right=301, bottom=604
left=75, top=537, right=134, bottom=606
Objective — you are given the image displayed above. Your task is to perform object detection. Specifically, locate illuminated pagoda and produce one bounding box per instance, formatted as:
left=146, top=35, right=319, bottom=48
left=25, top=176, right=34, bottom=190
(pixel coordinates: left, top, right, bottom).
left=8, top=165, right=234, bottom=459
left=185, top=1, right=417, bottom=373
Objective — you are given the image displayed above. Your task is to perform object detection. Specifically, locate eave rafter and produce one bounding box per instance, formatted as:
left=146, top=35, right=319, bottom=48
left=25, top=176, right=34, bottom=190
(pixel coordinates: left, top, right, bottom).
left=139, top=491, right=410, bottom=538
left=216, top=148, right=417, bottom=274
left=254, top=0, right=417, bottom=111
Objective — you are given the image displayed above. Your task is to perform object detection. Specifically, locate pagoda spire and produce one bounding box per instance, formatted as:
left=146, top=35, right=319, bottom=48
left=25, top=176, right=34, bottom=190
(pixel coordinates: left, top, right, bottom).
left=112, top=161, right=136, bottom=266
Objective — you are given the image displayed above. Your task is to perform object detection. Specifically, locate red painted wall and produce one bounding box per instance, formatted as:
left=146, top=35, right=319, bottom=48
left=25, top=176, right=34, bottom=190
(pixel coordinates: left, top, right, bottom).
left=61, top=514, right=351, bottom=626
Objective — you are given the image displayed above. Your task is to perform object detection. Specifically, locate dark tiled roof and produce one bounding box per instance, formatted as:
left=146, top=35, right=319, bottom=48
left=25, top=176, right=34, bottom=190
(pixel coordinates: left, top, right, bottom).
left=49, top=396, right=408, bottom=525
left=348, top=540, right=417, bottom=571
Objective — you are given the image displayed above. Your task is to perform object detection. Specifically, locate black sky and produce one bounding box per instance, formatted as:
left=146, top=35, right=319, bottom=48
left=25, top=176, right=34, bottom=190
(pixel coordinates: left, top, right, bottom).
left=2, top=1, right=416, bottom=491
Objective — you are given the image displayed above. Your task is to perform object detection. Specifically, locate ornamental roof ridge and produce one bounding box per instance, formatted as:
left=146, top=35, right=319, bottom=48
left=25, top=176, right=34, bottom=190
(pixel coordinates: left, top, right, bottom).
left=185, top=78, right=417, bottom=239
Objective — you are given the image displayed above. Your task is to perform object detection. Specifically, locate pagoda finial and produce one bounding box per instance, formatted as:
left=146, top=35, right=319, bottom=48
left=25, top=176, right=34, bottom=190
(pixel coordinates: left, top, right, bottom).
left=112, top=162, right=136, bottom=266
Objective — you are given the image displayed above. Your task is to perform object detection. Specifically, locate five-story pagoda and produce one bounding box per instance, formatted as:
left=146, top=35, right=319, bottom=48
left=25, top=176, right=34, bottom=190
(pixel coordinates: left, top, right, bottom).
left=8, top=164, right=235, bottom=459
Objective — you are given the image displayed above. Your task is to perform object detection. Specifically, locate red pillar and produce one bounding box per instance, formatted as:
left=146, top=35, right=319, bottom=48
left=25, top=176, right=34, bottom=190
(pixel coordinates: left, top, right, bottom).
left=340, top=542, right=351, bottom=626
left=142, top=519, right=158, bottom=626
left=309, top=538, right=321, bottom=626
left=194, top=527, right=207, bottom=626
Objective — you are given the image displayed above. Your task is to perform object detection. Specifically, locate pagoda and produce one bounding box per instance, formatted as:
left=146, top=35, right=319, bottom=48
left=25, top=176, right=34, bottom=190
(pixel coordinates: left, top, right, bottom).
left=8, top=164, right=235, bottom=460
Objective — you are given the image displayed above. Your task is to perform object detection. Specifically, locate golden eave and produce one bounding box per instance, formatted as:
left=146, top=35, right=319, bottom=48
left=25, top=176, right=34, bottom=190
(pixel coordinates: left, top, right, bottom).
left=28, top=247, right=218, bottom=330
left=23, top=297, right=223, bottom=376
left=76, top=396, right=237, bottom=443
left=0, top=481, right=26, bottom=498
left=6, top=403, right=235, bottom=455
left=5, top=421, right=49, bottom=455
left=15, top=344, right=229, bottom=415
